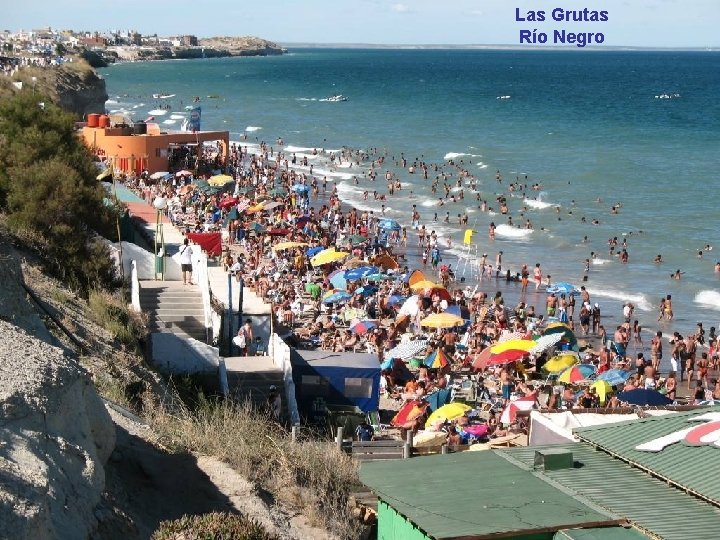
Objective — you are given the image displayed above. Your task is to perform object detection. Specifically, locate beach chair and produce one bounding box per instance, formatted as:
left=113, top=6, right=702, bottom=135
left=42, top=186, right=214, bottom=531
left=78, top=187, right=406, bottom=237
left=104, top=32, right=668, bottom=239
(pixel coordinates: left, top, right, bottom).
left=253, top=336, right=267, bottom=356
left=367, top=410, right=389, bottom=435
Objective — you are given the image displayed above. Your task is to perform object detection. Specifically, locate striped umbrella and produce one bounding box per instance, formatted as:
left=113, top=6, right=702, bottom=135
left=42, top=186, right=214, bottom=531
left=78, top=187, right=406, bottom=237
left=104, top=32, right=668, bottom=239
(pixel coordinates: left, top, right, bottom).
left=486, top=348, right=528, bottom=367
left=557, top=364, right=597, bottom=384
left=529, top=333, right=565, bottom=355
left=595, top=369, right=633, bottom=386
left=386, top=340, right=428, bottom=360
left=391, top=399, right=429, bottom=428
left=490, top=339, right=536, bottom=354
left=498, top=331, right=528, bottom=343
left=350, top=319, right=378, bottom=335
left=424, top=348, right=449, bottom=369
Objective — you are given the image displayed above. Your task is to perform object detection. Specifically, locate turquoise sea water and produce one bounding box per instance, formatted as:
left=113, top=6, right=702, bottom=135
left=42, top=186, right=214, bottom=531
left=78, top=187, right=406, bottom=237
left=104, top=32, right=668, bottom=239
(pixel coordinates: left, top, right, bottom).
left=100, top=49, right=720, bottom=338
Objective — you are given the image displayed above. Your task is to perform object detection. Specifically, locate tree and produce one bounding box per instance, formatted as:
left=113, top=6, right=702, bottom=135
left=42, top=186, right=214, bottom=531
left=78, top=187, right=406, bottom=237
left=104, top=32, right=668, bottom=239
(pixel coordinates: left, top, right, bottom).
left=55, top=42, right=67, bottom=56
left=0, top=90, right=118, bottom=292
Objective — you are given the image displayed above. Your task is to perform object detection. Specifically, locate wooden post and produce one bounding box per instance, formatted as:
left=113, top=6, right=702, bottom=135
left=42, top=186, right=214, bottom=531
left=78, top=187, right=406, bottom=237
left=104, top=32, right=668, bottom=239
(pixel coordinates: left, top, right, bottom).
left=291, top=426, right=298, bottom=444
left=441, top=444, right=448, bottom=455
left=336, top=426, right=344, bottom=453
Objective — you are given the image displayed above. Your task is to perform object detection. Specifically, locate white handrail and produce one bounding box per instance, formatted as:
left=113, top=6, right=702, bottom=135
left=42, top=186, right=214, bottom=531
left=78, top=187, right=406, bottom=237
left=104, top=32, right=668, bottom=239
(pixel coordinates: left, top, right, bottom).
left=130, top=260, right=141, bottom=312
left=270, top=333, right=300, bottom=426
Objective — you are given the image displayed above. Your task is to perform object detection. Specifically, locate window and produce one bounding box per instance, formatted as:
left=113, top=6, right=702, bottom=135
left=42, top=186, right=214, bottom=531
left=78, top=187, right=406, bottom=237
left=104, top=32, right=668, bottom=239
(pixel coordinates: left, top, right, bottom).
left=302, top=375, right=329, bottom=396
left=344, top=377, right=372, bottom=398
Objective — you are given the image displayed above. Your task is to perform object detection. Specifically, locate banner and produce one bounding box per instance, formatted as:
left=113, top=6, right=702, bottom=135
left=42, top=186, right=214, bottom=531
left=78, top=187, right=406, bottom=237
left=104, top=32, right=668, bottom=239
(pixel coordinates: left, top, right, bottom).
left=188, top=106, right=201, bottom=132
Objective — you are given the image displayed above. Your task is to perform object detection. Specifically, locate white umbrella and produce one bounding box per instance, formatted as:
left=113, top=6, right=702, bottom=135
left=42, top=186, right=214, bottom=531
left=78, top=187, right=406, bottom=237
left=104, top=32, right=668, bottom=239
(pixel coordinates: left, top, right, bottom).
left=498, top=330, right=527, bottom=343
left=150, top=171, right=170, bottom=180
left=399, top=295, right=421, bottom=317
left=529, top=333, right=564, bottom=355
left=386, top=339, right=428, bottom=360
left=263, top=201, right=284, bottom=211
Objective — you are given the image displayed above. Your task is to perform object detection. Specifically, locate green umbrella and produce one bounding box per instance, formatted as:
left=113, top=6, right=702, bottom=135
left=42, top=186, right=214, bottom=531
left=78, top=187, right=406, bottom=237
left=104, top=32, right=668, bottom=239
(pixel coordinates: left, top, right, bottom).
left=248, top=222, right=266, bottom=233
left=223, top=207, right=240, bottom=227
left=268, top=188, right=287, bottom=197
left=347, top=234, right=369, bottom=246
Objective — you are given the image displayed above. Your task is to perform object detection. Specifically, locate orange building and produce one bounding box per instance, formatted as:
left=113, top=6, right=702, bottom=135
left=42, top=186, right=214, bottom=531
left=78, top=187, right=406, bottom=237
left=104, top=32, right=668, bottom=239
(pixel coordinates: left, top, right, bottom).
left=82, top=119, right=229, bottom=175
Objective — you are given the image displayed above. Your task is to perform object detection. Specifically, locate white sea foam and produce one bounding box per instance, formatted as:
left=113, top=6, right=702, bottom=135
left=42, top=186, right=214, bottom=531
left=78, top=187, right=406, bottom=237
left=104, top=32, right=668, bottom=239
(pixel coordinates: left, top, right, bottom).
left=694, top=290, right=720, bottom=311
left=285, top=145, right=317, bottom=153
left=523, top=198, right=553, bottom=209
left=587, top=287, right=653, bottom=312
left=311, top=168, right=353, bottom=181
left=162, top=119, right=176, bottom=125
left=591, top=258, right=612, bottom=266
left=295, top=98, right=318, bottom=102
left=444, top=152, right=480, bottom=160
left=106, top=99, right=118, bottom=104
left=494, top=224, right=533, bottom=239
left=245, top=126, right=262, bottom=132
left=421, top=199, right=439, bottom=207
left=170, top=114, right=186, bottom=120
left=147, top=109, right=168, bottom=115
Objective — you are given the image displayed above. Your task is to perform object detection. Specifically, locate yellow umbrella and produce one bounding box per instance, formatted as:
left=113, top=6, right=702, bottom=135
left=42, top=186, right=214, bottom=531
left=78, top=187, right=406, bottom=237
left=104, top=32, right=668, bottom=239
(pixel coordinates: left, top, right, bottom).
left=410, top=279, right=442, bottom=291
left=208, top=174, right=234, bottom=186
left=311, top=248, right=350, bottom=267
left=590, top=380, right=614, bottom=404
left=544, top=352, right=580, bottom=373
left=490, top=339, right=536, bottom=354
left=426, top=403, right=472, bottom=426
left=272, top=241, right=308, bottom=252
left=420, top=312, right=464, bottom=329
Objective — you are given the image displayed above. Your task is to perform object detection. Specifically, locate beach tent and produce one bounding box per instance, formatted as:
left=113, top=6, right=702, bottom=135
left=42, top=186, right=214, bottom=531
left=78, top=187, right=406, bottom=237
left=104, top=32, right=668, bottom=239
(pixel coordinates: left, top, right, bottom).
left=290, top=349, right=380, bottom=415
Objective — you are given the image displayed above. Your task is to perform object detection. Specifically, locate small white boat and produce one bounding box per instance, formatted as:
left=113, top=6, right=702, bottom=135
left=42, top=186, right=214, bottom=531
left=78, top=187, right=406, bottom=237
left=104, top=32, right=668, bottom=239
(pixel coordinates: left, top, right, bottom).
left=324, top=94, right=348, bottom=102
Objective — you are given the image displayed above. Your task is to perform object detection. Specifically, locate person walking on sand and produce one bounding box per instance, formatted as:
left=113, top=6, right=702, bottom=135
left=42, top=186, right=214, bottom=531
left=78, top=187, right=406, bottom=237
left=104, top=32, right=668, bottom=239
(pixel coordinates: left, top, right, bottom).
left=178, top=238, right=194, bottom=285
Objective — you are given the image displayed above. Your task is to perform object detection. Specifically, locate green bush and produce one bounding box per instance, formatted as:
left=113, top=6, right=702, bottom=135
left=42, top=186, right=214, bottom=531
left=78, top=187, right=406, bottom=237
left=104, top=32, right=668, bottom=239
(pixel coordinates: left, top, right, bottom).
left=152, top=512, right=276, bottom=540
left=88, top=289, right=145, bottom=350
left=0, top=91, right=119, bottom=293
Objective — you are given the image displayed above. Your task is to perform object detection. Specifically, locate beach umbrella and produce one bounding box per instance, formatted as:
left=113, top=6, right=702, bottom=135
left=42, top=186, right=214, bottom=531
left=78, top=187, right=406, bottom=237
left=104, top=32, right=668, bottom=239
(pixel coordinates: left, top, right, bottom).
left=306, top=246, right=324, bottom=257
left=366, top=273, right=390, bottom=282
left=179, top=184, right=195, bottom=195
left=247, top=222, right=266, bottom=234
left=543, top=322, right=577, bottom=347
left=409, top=279, right=440, bottom=291
left=222, top=207, right=239, bottom=227
left=329, top=270, right=348, bottom=290
left=150, top=171, right=171, bottom=180
left=398, top=295, right=421, bottom=317
left=235, top=199, right=250, bottom=212
left=424, top=348, right=449, bottom=369
left=490, top=339, right=536, bottom=354
left=544, top=352, right=580, bottom=373
left=500, top=395, right=536, bottom=425
left=175, top=169, right=193, bottom=177
left=557, top=364, right=597, bottom=384
left=263, top=200, right=284, bottom=211
left=386, top=339, right=428, bottom=361
left=344, top=257, right=367, bottom=269
left=322, top=290, right=352, bottom=304
left=498, top=331, right=529, bottom=343
left=345, top=234, right=368, bottom=246
left=311, top=248, right=350, bottom=267
left=387, top=294, right=406, bottom=308
left=426, top=403, right=471, bottom=426
left=218, top=197, right=238, bottom=209
left=546, top=282, right=581, bottom=296
left=486, top=348, right=528, bottom=367
left=529, top=333, right=565, bottom=355
left=445, top=304, right=471, bottom=321
left=471, top=347, right=494, bottom=370
left=350, top=319, right=377, bottom=335
left=617, top=388, right=673, bottom=406
left=391, top=399, right=429, bottom=428
left=268, top=187, right=287, bottom=196
left=345, top=266, right=379, bottom=281
left=208, top=173, right=234, bottom=186
left=295, top=216, right=311, bottom=227
left=272, top=241, right=308, bottom=252
left=372, top=253, right=399, bottom=270
left=356, top=285, right=378, bottom=297
left=420, top=312, right=464, bottom=329
left=590, top=380, right=614, bottom=404
left=291, top=184, right=310, bottom=193
left=596, top=369, right=633, bottom=386
left=378, top=218, right=401, bottom=231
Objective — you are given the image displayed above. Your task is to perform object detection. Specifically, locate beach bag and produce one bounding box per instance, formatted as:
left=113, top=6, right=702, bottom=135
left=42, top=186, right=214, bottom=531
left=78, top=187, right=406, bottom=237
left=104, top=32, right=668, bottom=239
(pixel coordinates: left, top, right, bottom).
left=233, top=331, right=247, bottom=348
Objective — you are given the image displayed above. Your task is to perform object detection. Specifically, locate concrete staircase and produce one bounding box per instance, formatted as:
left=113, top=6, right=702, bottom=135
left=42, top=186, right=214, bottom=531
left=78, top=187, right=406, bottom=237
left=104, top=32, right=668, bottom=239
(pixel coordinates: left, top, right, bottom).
left=225, top=356, right=287, bottom=415
left=139, top=281, right=208, bottom=343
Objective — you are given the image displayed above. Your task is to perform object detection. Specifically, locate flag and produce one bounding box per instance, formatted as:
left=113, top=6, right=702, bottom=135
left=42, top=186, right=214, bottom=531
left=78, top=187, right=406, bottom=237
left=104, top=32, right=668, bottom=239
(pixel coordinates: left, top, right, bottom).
left=463, top=229, right=473, bottom=245
left=500, top=394, right=536, bottom=425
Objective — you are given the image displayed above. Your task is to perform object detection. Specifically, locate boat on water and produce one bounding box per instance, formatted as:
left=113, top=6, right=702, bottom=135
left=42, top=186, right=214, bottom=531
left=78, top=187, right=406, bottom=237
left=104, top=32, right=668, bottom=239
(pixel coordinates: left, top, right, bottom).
left=153, top=93, right=176, bottom=99
left=324, top=94, right=348, bottom=102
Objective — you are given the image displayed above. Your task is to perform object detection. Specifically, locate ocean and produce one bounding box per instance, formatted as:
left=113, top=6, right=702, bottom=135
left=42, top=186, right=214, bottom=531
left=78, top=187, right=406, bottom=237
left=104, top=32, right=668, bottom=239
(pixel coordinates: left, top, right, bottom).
left=99, top=48, right=720, bottom=341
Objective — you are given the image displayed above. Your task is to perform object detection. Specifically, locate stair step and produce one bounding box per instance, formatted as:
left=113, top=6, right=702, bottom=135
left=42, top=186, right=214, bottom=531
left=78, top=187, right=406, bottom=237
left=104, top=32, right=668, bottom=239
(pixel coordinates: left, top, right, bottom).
left=142, top=302, right=204, bottom=310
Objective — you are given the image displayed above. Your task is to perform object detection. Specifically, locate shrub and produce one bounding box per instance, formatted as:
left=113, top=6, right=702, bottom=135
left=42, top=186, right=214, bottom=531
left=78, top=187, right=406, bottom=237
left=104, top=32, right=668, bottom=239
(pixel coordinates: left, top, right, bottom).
left=152, top=512, right=276, bottom=540
left=88, top=288, right=145, bottom=351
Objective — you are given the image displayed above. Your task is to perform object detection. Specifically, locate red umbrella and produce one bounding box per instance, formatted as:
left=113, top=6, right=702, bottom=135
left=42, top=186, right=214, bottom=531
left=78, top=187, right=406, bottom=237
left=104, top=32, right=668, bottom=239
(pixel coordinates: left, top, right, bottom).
left=267, top=228, right=292, bottom=236
left=219, top=197, right=238, bottom=209
left=391, top=399, right=429, bottom=428
left=485, top=348, right=528, bottom=367
left=471, top=347, right=493, bottom=370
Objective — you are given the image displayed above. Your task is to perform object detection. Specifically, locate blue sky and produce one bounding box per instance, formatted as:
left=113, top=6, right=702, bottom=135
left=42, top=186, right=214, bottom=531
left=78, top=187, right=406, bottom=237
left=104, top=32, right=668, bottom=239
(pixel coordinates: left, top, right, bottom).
left=5, top=0, right=719, bottom=47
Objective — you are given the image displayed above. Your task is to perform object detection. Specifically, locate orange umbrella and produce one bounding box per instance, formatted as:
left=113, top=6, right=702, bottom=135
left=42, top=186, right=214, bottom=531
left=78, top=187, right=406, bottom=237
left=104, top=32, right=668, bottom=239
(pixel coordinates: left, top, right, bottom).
left=391, top=399, right=429, bottom=428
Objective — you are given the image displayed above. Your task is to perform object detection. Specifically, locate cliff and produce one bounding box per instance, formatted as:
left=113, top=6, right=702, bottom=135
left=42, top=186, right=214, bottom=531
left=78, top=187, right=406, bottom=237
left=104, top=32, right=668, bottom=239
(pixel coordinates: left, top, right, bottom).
left=0, top=243, right=116, bottom=539
left=197, top=36, right=285, bottom=56
left=109, top=36, right=284, bottom=62
left=0, top=59, right=107, bottom=117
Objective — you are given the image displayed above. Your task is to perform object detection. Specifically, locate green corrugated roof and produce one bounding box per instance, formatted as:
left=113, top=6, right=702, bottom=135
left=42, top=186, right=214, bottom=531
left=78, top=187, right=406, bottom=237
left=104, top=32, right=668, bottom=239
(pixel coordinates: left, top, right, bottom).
left=573, top=410, right=720, bottom=505
left=501, top=443, right=720, bottom=540
left=359, top=451, right=618, bottom=539
left=554, top=527, right=647, bottom=539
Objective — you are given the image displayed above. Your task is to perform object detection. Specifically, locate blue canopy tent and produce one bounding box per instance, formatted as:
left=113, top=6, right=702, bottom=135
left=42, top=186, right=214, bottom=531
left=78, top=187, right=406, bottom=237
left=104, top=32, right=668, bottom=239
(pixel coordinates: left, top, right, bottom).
left=290, top=349, right=381, bottom=416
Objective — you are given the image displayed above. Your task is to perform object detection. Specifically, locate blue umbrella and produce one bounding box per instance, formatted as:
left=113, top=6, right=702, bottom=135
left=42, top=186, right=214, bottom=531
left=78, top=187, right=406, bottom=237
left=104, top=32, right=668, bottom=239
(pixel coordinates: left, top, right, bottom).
left=546, top=282, right=580, bottom=296
left=617, top=388, right=673, bottom=406
left=306, top=246, right=324, bottom=256
left=356, top=285, right=378, bottom=297
left=345, top=266, right=379, bottom=281
left=291, top=184, right=309, bottom=193
left=329, top=271, right=347, bottom=290
left=378, top=218, right=401, bottom=231
left=387, top=294, right=406, bottom=307
left=322, top=291, right=352, bottom=304
left=596, top=369, right=633, bottom=386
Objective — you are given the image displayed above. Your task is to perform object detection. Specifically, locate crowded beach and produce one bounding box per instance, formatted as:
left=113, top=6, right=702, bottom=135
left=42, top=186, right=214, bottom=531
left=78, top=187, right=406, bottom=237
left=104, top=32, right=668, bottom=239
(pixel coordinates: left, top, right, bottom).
left=112, top=135, right=720, bottom=447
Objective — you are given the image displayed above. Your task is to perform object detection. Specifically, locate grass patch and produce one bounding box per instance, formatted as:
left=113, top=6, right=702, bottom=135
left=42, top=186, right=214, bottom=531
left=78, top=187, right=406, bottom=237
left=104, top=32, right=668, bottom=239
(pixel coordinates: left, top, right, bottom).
left=147, top=398, right=363, bottom=539
left=152, top=512, right=276, bottom=540
left=88, top=288, right=146, bottom=351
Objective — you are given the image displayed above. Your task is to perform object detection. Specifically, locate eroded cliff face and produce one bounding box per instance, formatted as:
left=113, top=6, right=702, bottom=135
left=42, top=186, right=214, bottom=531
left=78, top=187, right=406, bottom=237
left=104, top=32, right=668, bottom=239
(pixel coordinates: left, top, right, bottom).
left=54, top=63, right=108, bottom=116
left=0, top=245, right=116, bottom=540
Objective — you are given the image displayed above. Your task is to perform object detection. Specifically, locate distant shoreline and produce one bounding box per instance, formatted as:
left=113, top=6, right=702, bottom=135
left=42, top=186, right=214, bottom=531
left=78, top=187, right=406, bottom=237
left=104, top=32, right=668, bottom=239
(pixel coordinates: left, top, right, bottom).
left=280, top=43, right=718, bottom=52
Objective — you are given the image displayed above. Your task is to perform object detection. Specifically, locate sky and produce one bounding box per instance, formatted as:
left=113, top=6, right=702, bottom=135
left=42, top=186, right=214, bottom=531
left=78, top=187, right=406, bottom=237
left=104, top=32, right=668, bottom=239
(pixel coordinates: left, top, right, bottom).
left=3, top=0, right=719, bottom=48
